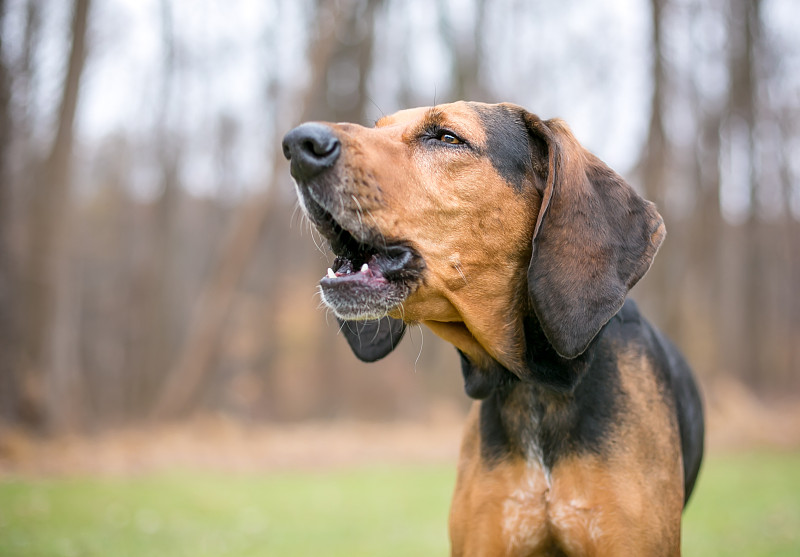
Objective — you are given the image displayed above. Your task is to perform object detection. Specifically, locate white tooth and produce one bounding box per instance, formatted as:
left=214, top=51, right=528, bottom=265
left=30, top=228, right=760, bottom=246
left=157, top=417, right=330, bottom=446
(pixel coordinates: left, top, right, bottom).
left=327, top=268, right=336, bottom=279
left=361, top=263, right=369, bottom=273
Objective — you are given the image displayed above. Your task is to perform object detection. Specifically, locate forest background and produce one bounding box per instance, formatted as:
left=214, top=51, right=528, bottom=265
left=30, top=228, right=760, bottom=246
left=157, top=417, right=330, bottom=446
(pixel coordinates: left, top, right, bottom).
left=0, top=0, right=798, bottom=456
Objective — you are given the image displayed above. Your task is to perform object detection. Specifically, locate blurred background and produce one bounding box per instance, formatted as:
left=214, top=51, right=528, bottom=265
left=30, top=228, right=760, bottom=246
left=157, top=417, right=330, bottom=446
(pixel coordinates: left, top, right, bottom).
left=0, top=0, right=799, bottom=554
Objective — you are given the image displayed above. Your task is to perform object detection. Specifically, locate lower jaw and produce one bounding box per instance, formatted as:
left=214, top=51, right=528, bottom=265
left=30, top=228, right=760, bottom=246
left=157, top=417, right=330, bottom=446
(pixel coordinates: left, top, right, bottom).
left=316, top=245, right=424, bottom=321
left=319, top=281, right=412, bottom=321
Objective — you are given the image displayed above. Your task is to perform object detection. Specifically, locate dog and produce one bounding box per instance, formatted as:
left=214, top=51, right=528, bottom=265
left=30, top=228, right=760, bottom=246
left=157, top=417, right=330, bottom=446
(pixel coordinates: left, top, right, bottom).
left=282, top=101, right=704, bottom=556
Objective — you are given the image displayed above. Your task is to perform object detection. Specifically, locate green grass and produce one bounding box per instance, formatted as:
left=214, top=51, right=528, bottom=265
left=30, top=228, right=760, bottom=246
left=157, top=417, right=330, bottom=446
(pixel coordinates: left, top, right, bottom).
left=0, top=451, right=798, bottom=556
left=682, top=451, right=800, bottom=556
left=0, top=466, right=455, bottom=557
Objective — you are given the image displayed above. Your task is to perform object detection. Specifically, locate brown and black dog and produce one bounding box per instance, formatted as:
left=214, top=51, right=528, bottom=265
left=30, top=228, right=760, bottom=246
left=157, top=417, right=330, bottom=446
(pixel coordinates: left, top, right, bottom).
left=282, top=101, right=704, bottom=556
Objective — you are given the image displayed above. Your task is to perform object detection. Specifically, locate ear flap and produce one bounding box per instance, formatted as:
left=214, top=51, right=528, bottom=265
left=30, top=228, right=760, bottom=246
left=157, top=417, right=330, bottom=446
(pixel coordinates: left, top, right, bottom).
left=524, top=114, right=666, bottom=359
left=337, top=316, right=406, bottom=362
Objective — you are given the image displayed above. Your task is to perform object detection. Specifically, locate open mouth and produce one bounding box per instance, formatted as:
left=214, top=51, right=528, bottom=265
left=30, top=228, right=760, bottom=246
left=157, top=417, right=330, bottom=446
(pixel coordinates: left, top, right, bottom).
left=302, top=195, right=424, bottom=320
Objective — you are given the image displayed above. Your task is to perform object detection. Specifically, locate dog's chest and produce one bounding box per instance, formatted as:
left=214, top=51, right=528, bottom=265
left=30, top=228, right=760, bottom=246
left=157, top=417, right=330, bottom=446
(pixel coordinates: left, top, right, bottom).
left=499, top=463, right=604, bottom=556
left=499, top=464, right=550, bottom=553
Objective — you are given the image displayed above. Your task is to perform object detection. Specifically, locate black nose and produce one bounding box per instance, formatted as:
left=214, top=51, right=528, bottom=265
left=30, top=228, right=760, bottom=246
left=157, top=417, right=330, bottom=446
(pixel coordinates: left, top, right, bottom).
left=282, top=123, right=341, bottom=181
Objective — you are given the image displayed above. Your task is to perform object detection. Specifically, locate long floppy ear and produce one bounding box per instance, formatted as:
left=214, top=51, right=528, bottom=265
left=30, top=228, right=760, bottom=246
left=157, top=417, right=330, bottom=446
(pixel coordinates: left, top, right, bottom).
left=523, top=114, right=666, bottom=359
left=337, top=317, right=406, bottom=362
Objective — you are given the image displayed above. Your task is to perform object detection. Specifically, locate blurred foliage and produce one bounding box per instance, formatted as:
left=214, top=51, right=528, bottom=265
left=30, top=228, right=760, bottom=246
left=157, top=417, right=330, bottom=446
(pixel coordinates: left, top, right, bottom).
left=0, top=0, right=799, bottom=431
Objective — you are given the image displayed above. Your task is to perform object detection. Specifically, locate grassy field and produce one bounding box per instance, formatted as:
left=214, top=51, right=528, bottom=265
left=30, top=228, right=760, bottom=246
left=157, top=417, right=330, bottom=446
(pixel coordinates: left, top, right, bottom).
left=1, top=451, right=798, bottom=556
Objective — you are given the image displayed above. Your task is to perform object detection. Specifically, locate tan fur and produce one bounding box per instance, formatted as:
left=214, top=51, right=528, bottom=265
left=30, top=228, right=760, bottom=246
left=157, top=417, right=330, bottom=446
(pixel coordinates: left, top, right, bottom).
left=450, top=352, right=684, bottom=556
left=330, top=102, right=539, bottom=372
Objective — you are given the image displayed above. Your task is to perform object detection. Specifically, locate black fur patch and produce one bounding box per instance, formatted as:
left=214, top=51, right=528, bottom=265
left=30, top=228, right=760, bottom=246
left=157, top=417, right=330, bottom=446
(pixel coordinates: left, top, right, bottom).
left=458, top=350, right=513, bottom=400
left=480, top=389, right=515, bottom=464
left=338, top=316, right=406, bottom=362
left=522, top=313, right=595, bottom=392
left=474, top=306, right=628, bottom=469
left=534, top=331, right=624, bottom=470
left=470, top=104, right=533, bottom=191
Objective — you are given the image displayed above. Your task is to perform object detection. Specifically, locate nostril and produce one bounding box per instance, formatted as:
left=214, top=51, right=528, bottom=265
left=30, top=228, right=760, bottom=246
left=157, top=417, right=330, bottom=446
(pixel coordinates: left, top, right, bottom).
left=302, top=139, right=318, bottom=156
left=302, top=137, right=338, bottom=158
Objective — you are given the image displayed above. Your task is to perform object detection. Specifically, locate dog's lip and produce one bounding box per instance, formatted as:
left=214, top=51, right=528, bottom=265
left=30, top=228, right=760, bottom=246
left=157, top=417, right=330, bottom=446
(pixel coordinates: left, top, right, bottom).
left=321, top=254, right=389, bottom=286
left=322, top=246, right=422, bottom=281
left=299, top=192, right=425, bottom=298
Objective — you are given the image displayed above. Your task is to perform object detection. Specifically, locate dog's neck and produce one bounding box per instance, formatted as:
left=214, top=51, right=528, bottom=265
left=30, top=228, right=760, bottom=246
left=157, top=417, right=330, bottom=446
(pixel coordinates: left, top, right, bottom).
left=460, top=314, right=619, bottom=470
left=460, top=314, right=595, bottom=397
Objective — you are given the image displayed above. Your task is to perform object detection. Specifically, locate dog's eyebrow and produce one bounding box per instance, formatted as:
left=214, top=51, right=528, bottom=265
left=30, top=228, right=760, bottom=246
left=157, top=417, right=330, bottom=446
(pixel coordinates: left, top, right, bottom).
left=405, top=108, right=450, bottom=141
left=419, top=108, right=450, bottom=133
left=422, top=107, right=445, bottom=127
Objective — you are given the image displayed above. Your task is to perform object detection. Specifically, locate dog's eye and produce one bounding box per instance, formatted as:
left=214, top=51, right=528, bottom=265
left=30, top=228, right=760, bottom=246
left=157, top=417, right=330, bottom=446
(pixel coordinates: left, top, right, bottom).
left=438, top=132, right=462, bottom=145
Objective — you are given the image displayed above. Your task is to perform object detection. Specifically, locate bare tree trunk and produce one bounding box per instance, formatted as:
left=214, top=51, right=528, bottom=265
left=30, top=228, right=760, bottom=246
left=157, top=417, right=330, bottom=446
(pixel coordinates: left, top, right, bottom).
left=126, top=0, right=180, bottom=423
left=438, top=0, right=488, bottom=101
left=150, top=183, right=279, bottom=420
left=791, top=215, right=800, bottom=390
left=782, top=119, right=800, bottom=389
left=637, top=0, right=685, bottom=339
left=689, top=117, right=724, bottom=380
left=13, top=0, right=41, bottom=142
left=728, top=0, right=764, bottom=388
left=304, top=0, right=383, bottom=124
left=20, top=0, right=90, bottom=430
left=0, top=0, right=22, bottom=423
left=640, top=0, right=668, bottom=208
left=151, top=1, right=346, bottom=419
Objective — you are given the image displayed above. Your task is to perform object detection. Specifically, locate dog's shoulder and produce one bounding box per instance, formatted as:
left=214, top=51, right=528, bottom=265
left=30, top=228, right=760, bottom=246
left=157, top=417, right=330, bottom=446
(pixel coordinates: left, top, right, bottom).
left=601, top=298, right=704, bottom=505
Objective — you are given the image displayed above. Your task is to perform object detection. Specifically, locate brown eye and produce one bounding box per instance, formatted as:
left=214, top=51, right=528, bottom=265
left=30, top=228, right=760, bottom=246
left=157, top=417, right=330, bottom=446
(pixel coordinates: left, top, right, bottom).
left=439, top=133, right=462, bottom=144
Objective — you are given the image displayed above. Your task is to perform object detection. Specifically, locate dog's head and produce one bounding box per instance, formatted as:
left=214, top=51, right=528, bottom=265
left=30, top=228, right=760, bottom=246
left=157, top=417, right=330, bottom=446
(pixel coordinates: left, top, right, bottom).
left=283, top=101, right=664, bottom=379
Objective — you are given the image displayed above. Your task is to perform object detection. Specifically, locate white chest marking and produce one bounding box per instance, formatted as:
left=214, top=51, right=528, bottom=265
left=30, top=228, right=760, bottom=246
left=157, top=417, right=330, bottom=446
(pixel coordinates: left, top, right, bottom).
left=501, top=465, right=549, bottom=553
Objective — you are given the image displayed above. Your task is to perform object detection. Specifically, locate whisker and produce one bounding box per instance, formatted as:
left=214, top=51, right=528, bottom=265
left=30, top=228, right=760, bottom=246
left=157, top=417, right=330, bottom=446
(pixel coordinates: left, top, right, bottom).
left=413, top=323, right=424, bottom=373
left=366, top=212, right=388, bottom=250
left=366, top=95, right=386, bottom=120
left=455, top=261, right=468, bottom=286
left=290, top=203, right=302, bottom=230
left=317, top=300, right=329, bottom=314
left=371, top=318, right=382, bottom=345
left=309, top=225, right=327, bottom=256
left=397, top=303, right=406, bottom=322
left=351, top=195, right=364, bottom=230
